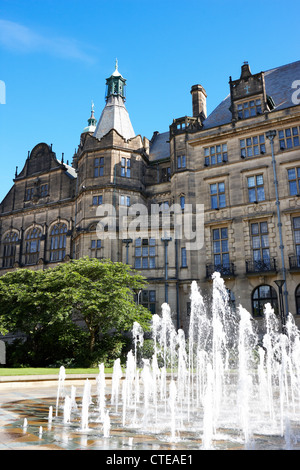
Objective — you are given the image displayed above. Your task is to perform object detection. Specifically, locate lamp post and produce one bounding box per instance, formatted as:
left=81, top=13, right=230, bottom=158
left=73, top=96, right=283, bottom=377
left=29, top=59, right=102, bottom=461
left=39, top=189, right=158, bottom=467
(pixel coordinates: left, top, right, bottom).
left=274, top=279, right=286, bottom=334
left=266, top=130, right=289, bottom=319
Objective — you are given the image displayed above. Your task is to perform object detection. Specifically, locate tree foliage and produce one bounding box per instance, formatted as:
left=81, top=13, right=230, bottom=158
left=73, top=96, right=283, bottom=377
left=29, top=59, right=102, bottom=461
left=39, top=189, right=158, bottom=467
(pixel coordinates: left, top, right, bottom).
left=0, top=258, right=152, bottom=366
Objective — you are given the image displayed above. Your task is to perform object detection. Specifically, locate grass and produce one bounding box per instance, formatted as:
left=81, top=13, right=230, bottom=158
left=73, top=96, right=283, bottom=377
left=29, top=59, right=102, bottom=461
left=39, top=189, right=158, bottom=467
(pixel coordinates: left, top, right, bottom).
left=0, top=367, right=113, bottom=376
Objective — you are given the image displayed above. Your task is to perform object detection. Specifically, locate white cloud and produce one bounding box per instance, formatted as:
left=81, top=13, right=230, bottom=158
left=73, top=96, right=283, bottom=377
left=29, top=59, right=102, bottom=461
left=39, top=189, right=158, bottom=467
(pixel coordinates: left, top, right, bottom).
left=0, top=19, right=96, bottom=63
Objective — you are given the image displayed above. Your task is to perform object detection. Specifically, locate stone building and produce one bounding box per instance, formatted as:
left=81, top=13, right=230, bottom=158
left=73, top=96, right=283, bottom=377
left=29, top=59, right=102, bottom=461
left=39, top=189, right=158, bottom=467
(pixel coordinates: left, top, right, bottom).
left=1, top=59, right=300, bottom=333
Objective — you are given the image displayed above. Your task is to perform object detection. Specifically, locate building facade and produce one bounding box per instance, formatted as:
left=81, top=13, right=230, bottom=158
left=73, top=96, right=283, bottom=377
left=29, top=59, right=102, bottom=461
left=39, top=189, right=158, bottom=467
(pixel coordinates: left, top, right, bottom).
left=1, top=60, right=300, bottom=332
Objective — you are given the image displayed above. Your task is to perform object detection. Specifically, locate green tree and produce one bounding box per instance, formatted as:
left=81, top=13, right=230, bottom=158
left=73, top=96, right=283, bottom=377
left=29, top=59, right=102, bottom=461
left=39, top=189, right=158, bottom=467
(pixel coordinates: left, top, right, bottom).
left=0, top=258, right=152, bottom=366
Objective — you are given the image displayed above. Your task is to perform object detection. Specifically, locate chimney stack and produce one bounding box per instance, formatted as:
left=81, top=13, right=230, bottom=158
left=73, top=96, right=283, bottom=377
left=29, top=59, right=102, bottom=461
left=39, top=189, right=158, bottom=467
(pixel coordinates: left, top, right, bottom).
left=190, top=84, right=207, bottom=121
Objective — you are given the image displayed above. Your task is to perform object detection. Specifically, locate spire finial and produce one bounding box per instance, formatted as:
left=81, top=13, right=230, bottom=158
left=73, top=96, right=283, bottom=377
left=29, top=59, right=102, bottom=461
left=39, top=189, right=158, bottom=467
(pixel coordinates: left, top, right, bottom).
left=115, top=58, right=118, bottom=71
left=91, top=100, right=95, bottom=117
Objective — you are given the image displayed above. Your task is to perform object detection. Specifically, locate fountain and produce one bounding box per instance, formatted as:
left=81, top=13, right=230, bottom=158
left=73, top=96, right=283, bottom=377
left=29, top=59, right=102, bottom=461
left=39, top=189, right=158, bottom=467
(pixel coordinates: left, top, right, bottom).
left=11, top=273, right=300, bottom=449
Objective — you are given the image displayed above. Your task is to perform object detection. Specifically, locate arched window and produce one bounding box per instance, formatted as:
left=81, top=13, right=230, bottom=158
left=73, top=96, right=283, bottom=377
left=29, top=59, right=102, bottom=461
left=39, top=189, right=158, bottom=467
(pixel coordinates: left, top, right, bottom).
left=2, top=232, right=18, bottom=268
left=295, top=285, right=300, bottom=315
left=25, top=227, right=42, bottom=265
left=49, top=223, right=67, bottom=262
left=252, top=284, right=278, bottom=317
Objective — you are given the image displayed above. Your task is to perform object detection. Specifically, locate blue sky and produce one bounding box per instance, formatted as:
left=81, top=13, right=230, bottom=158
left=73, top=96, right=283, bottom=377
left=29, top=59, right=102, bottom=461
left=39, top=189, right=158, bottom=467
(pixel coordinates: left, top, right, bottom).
left=0, top=0, right=299, bottom=201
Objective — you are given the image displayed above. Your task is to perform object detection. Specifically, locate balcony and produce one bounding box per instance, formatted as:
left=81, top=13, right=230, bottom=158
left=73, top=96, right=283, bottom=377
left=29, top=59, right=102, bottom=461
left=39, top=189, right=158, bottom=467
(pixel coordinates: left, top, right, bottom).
left=245, top=258, right=277, bottom=275
left=206, top=263, right=235, bottom=278
left=289, top=255, right=300, bottom=271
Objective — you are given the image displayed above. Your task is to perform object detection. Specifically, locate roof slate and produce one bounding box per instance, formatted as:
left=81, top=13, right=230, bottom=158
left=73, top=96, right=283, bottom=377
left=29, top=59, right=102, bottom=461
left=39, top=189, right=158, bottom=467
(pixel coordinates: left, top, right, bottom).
left=149, top=60, right=300, bottom=162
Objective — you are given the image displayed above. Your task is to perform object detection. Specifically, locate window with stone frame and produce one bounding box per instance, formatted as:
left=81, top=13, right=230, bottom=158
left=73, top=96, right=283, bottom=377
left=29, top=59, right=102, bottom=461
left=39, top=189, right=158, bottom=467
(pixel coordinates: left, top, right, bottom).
left=94, top=157, right=104, bottom=177
left=90, top=239, right=102, bottom=259
left=210, top=182, right=226, bottom=209
left=250, top=221, right=270, bottom=266
left=204, top=144, right=228, bottom=166
left=292, top=217, right=300, bottom=266
left=177, top=155, right=186, bottom=169
left=40, top=184, right=49, bottom=197
left=240, top=135, right=266, bottom=157
left=121, top=157, right=131, bottom=177
left=161, top=167, right=171, bottom=182
left=134, top=238, right=156, bottom=269
left=25, top=227, right=42, bottom=265
left=120, top=195, right=131, bottom=206
left=92, top=195, right=103, bottom=206
left=181, top=247, right=187, bottom=267
left=279, top=127, right=300, bottom=150
left=247, top=175, right=265, bottom=202
left=212, top=227, right=230, bottom=269
left=25, top=187, right=34, bottom=201
left=140, top=290, right=156, bottom=314
left=252, top=285, right=278, bottom=317
left=2, top=232, right=18, bottom=268
left=237, top=99, right=262, bottom=119
left=288, top=168, right=300, bottom=196
left=49, top=223, right=67, bottom=262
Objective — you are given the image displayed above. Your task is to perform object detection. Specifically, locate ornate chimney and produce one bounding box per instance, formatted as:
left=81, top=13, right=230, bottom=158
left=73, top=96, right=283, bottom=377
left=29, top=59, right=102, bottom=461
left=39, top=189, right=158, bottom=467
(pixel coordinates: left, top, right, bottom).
left=190, top=84, right=207, bottom=121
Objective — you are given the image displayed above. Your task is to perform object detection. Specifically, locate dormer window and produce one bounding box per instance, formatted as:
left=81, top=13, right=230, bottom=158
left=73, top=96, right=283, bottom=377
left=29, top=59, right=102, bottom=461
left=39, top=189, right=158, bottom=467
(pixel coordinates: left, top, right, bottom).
left=237, top=99, right=262, bottom=119
left=40, top=184, right=48, bottom=197
left=25, top=187, right=34, bottom=201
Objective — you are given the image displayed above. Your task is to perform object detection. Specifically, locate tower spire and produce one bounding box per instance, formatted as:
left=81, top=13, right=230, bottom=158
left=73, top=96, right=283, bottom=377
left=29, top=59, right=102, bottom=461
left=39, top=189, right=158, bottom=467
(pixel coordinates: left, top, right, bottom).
left=93, top=62, right=135, bottom=141
left=82, top=100, right=97, bottom=134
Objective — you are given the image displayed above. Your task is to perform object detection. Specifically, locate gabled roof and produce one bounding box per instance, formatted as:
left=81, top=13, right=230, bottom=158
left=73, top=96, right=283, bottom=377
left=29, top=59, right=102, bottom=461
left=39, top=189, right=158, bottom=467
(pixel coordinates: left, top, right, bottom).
left=149, top=131, right=170, bottom=162
left=203, top=60, right=300, bottom=130
left=149, top=60, right=300, bottom=162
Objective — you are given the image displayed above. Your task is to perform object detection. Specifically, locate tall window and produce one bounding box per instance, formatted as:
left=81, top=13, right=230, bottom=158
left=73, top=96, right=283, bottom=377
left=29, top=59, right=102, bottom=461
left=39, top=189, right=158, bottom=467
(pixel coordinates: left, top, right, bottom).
left=94, top=157, right=104, bottom=177
left=279, top=127, right=300, bottom=150
left=90, top=239, right=102, bottom=259
left=161, top=167, right=171, bottom=182
left=180, top=196, right=185, bottom=210
left=134, top=238, right=156, bottom=269
left=293, top=217, right=300, bottom=262
left=121, top=158, right=131, bottom=177
left=210, top=182, right=226, bottom=209
left=237, top=99, right=262, bottom=119
left=213, top=227, right=229, bottom=268
left=288, top=168, right=300, bottom=196
left=204, top=144, right=228, bottom=165
left=140, top=290, right=156, bottom=314
left=252, top=285, right=278, bottom=317
left=251, top=221, right=270, bottom=266
left=247, top=175, right=265, bottom=202
left=2, top=232, right=18, bottom=268
left=181, top=247, right=187, bottom=267
left=25, top=227, right=42, bottom=265
left=25, top=187, right=34, bottom=201
left=177, top=155, right=186, bottom=169
left=40, top=184, right=49, bottom=197
left=120, top=195, right=130, bottom=206
left=50, top=223, right=67, bottom=262
left=240, top=135, right=266, bottom=157
left=295, top=285, right=300, bottom=315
